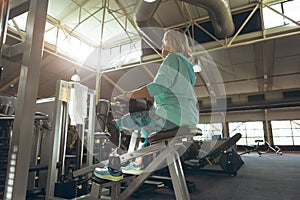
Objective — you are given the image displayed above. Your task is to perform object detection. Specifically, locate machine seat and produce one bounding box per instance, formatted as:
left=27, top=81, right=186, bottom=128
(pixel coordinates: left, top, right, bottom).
left=147, top=125, right=202, bottom=143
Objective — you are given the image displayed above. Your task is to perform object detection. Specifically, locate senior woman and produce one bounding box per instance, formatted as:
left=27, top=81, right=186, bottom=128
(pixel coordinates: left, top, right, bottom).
left=114, top=29, right=199, bottom=170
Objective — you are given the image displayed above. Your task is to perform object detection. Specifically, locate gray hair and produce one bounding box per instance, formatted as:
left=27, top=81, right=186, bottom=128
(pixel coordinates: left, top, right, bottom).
left=162, top=30, right=193, bottom=60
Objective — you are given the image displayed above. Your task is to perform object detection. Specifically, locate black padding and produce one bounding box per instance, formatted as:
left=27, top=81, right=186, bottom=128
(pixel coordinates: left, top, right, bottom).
left=147, top=125, right=202, bottom=143
left=129, top=98, right=152, bottom=113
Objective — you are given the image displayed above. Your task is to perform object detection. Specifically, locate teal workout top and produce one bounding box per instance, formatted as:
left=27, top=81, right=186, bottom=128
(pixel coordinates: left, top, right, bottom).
left=146, top=53, right=199, bottom=126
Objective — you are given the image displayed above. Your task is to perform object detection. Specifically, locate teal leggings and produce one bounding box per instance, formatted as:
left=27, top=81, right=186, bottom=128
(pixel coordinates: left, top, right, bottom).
left=115, top=110, right=178, bottom=140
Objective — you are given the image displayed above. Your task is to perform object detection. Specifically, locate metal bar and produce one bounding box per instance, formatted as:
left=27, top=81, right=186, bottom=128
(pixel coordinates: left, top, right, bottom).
left=167, top=151, right=190, bottom=200
left=194, top=22, right=224, bottom=46
left=102, top=74, right=124, bottom=93
left=77, top=124, right=85, bottom=170
left=45, top=81, right=65, bottom=199
left=8, top=0, right=29, bottom=19
left=228, top=4, right=260, bottom=46
left=11, top=19, right=26, bottom=41
left=65, top=7, right=103, bottom=39
left=120, top=146, right=177, bottom=200
left=3, top=0, right=49, bottom=199
left=58, top=102, right=68, bottom=182
left=0, top=0, right=10, bottom=60
left=87, top=92, right=96, bottom=168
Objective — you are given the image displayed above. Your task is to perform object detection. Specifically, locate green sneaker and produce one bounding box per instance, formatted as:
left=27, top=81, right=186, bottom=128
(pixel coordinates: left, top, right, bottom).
left=121, top=161, right=144, bottom=175
left=94, top=167, right=123, bottom=181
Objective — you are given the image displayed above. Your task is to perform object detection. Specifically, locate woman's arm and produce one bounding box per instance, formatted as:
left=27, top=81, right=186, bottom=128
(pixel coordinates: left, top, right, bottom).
left=115, top=85, right=152, bottom=100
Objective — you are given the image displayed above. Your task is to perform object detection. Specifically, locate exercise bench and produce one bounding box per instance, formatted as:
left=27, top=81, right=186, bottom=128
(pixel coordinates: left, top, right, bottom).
left=73, top=125, right=201, bottom=200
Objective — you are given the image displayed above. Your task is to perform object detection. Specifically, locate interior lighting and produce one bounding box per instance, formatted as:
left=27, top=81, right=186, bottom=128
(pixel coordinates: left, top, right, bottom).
left=71, top=69, right=80, bottom=82
left=144, top=0, right=157, bottom=2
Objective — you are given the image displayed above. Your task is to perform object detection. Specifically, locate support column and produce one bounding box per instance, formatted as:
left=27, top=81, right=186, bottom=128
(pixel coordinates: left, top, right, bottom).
left=223, top=122, right=229, bottom=138
left=0, top=0, right=9, bottom=81
left=264, top=109, right=271, bottom=143
left=4, top=0, right=48, bottom=199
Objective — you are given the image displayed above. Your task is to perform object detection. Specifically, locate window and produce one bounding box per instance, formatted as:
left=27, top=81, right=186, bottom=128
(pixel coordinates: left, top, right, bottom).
left=229, top=121, right=264, bottom=146
left=195, top=123, right=222, bottom=141
left=263, top=0, right=300, bottom=29
left=102, top=41, right=142, bottom=70
left=271, top=120, right=300, bottom=145
left=283, top=0, right=300, bottom=24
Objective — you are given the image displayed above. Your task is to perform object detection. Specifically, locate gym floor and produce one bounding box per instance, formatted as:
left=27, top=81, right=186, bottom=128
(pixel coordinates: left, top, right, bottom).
left=128, top=153, right=300, bottom=200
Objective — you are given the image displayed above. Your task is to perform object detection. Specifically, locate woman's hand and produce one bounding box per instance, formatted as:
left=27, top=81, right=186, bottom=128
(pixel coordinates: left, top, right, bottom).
left=114, top=91, right=130, bottom=101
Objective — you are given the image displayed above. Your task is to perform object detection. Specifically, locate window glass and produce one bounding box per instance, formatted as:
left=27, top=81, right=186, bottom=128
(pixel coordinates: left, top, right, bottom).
left=263, top=4, right=284, bottom=29
left=194, top=123, right=222, bottom=141
left=263, top=0, right=300, bottom=29
left=283, top=0, right=300, bottom=24
left=9, top=12, right=28, bottom=32
left=229, top=121, right=264, bottom=146
left=293, top=137, right=300, bottom=145
left=271, top=120, right=300, bottom=145
left=44, top=22, right=57, bottom=45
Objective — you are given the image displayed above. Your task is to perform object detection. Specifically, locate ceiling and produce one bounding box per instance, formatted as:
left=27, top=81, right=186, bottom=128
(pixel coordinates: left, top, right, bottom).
left=1, top=0, right=300, bottom=110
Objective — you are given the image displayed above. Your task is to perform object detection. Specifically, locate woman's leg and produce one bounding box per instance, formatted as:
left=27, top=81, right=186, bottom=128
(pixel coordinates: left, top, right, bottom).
left=116, top=110, right=178, bottom=136
left=115, top=111, right=178, bottom=167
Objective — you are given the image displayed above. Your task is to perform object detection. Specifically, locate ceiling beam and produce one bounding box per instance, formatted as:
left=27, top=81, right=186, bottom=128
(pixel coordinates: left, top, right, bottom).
left=262, top=40, right=275, bottom=91
left=254, top=43, right=264, bottom=92
left=9, top=0, right=29, bottom=19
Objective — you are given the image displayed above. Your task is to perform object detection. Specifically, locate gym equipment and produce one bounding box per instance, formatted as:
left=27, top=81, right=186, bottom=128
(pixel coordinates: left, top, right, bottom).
left=46, top=80, right=97, bottom=199
left=184, top=133, right=244, bottom=176
left=240, top=140, right=283, bottom=156
left=74, top=125, right=202, bottom=200
left=265, top=141, right=283, bottom=155
left=0, top=95, right=53, bottom=199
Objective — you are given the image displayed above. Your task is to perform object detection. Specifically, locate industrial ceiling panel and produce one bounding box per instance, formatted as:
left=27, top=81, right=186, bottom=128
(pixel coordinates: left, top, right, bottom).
left=272, top=74, right=300, bottom=90
left=224, top=79, right=258, bottom=95
left=209, top=49, right=233, bottom=67
left=218, top=67, right=236, bottom=82
left=228, top=45, right=255, bottom=65
left=195, top=85, right=209, bottom=98
left=232, top=62, right=257, bottom=80
left=274, top=34, right=300, bottom=58
left=273, top=55, right=300, bottom=76
left=183, top=2, right=208, bottom=20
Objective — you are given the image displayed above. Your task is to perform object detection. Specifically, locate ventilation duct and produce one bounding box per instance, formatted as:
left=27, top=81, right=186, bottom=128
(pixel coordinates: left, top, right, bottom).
left=135, top=0, right=163, bottom=49
left=135, top=0, right=235, bottom=45
left=179, top=0, right=235, bottom=38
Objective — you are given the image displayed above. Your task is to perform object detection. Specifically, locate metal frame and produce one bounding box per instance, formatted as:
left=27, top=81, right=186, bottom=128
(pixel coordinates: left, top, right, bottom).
left=4, top=0, right=300, bottom=76
left=3, top=0, right=48, bottom=199
left=86, top=135, right=193, bottom=200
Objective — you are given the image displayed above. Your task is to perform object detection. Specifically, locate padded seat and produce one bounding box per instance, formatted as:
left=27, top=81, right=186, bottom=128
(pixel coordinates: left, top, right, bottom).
left=147, top=125, right=202, bottom=143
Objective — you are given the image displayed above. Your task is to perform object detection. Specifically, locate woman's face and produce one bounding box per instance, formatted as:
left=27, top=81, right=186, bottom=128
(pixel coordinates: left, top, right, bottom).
left=162, top=46, right=170, bottom=58
left=161, top=39, right=170, bottom=58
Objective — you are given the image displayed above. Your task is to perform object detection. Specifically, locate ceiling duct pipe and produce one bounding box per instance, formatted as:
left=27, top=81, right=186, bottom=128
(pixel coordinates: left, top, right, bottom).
left=179, top=0, right=235, bottom=38
left=135, top=0, right=235, bottom=43
left=135, top=0, right=163, bottom=51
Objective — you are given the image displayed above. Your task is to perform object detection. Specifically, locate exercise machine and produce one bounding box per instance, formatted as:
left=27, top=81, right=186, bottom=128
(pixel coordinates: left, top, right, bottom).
left=72, top=97, right=202, bottom=199
left=184, top=133, right=244, bottom=176
left=0, top=95, right=53, bottom=199
left=74, top=125, right=202, bottom=200
left=46, top=80, right=97, bottom=199
left=240, top=140, right=283, bottom=156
